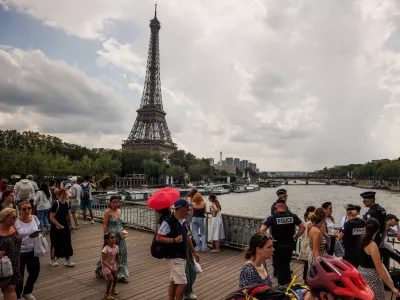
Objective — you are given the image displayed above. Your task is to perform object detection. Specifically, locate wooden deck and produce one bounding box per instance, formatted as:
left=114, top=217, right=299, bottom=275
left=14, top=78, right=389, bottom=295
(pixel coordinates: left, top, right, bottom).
left=1, top=223, right=394, bottom=300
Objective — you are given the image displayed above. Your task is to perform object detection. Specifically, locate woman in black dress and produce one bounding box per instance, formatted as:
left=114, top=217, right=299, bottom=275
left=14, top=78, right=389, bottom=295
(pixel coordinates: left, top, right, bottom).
left=49, top=188, right=75, bottom=267
left=0, top=208, right=22, bottom=300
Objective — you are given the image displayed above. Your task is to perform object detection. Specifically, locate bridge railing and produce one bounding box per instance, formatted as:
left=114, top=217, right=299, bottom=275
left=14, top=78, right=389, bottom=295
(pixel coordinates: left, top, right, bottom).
left=90, top=193, right=400, bottom=269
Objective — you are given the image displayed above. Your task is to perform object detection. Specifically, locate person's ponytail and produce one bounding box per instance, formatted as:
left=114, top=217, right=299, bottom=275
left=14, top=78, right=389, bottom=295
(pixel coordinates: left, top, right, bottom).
left=361, top=218, right=380, bottom=248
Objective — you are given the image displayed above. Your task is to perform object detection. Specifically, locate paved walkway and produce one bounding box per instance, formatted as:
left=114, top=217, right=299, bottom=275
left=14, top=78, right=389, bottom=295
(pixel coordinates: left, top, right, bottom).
left=0, top=223, right=393, bottom=299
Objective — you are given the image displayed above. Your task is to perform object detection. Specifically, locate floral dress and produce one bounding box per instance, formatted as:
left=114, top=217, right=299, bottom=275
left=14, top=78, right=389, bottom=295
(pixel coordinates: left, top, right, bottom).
left=95, top=215, right=129, bottom=279
left=0, top=232, right=22, bottom=288
left=239, top=262, right=272, bottom=288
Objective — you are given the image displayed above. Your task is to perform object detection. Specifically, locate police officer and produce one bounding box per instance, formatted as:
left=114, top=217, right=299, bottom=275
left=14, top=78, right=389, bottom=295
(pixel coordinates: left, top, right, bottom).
left=338, top=204, right=365, bottom=267
left=361, top=191, right=386, bottom=246
left=270, top=189, right=290, bottom=215
left=260, top=199, right=305, bottom=285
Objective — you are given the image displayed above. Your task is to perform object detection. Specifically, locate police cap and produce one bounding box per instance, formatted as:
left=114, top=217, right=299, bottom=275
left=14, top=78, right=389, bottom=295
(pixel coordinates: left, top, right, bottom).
left=276, top=189, right=287, bottom=196
left=360, top=191, right=376, bottom=199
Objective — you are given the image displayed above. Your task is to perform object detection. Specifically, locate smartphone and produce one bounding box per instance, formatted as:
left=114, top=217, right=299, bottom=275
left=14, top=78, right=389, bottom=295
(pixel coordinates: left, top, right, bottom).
left=29, top=231, right=40, bottom=237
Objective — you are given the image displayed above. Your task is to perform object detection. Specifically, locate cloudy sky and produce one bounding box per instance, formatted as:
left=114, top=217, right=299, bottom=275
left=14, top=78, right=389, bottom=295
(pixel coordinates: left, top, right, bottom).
left=1, top=0, right=400, bottom=171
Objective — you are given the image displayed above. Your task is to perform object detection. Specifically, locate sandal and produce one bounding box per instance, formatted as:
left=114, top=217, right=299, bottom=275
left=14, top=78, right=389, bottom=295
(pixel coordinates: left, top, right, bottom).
left=119, top=278, right=129, bottom=283
left=210, top=249, right=220, bottom=253
left=104, top=293, right=113, bottom=300
left=112, top=289, right=119, bottom=295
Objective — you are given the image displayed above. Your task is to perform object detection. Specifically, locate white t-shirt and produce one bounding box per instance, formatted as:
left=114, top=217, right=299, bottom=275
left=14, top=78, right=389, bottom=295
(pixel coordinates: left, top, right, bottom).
left=15, top=216, right=40, bottom=253
left=69, top=183, right=82, bottom=206
left=326, top=217, right=335, bottom=234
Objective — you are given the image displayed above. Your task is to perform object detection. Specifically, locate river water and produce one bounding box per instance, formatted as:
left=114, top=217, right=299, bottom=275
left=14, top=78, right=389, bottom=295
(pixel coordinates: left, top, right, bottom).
left=212, top=182, right=400, bottom=224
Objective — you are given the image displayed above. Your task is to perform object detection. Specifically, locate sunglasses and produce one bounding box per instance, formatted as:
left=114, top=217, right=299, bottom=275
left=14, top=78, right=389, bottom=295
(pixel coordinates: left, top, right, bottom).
left=258, top=232, right=272, bottom=247
left=8, top=215, right=17, bottom=219
left=21, top=207, right=32, bottom=211
left=109, top=236, right=116, bottom=239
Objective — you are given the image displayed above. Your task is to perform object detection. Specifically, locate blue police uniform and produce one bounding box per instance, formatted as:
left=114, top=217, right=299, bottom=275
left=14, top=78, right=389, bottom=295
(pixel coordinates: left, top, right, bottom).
left=263, top=210, right=302, bottom=285
left=361, top=191, right=386, bottom=246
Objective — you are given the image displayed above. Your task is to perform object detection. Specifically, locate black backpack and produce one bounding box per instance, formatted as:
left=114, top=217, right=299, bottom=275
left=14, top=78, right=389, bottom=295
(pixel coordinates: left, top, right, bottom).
left=80, top=183, right=90, bottom=202
left=151, top=216, right=182, bottom=259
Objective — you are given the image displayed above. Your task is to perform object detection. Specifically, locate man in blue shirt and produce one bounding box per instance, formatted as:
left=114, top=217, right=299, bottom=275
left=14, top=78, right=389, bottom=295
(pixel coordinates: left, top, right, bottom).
left=157, top=198, right=200, bottom=300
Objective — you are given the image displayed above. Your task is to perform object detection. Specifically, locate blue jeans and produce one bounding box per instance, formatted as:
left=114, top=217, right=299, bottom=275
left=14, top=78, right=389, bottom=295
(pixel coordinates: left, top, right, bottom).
left=37, top=210, right=50, bottom=230
left=192, top=217, right=207, bottom=251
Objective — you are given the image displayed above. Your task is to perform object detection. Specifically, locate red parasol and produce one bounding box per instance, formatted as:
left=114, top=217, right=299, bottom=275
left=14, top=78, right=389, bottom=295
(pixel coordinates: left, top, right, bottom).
left=147, top=187, right=180, bottom=211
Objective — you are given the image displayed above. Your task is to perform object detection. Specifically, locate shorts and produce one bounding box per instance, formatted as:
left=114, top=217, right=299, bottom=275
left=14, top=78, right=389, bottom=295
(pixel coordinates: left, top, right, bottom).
left=168, top=258, right=187, bottom=284
left=70, top=204, right=80, bottom=213
left=80, top=200, right=92, bottom=210
left=102, top=263, right=117, bottom=275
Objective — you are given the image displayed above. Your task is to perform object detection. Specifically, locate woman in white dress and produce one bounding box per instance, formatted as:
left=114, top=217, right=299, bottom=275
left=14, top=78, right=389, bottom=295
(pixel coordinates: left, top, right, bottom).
left=208, top=194, right=224, bottom=253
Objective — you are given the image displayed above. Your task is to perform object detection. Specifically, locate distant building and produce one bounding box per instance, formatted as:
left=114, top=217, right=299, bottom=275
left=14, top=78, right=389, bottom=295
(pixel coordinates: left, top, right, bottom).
left=242, top=160, right=249, bottom=170
left=226, top=157, right=234, bottom=165
left=239, top=161, right=244, bottom=171
left=249, top=163, right=257, bottom=171
left=209, top=158, right=214, bottom=166
left=234, top=158, right=240, bottom=167
left=215, top=164, right=236, bottom=174
left=256, top=168, right=260, bottom=173
left=371, top=159, right=391, bottom=164
left=222, top=160, right=226, bottom=166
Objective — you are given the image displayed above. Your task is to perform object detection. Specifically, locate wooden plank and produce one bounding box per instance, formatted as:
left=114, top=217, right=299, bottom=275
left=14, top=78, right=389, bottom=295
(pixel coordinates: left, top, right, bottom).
left=0, top=222, right=347, bottom=300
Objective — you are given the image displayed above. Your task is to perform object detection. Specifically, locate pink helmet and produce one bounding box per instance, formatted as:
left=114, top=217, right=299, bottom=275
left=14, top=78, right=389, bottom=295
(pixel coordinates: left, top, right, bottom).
left=307, top=255, right=374, bottom=300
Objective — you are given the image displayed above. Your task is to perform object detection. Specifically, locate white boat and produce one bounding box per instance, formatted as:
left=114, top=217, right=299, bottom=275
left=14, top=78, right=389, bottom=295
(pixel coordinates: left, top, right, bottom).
left=246, top=184, right=260, bottom=191
left=213, top=184, right=231, bottom=195
left=233, top=185, right=247, bottom=193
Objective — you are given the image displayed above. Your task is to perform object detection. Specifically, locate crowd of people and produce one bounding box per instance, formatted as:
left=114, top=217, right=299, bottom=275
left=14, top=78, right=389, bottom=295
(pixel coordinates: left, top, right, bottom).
left=251, top=188, right=400, bottom=299
left=2, top=175, right=400, bottom=300
left=0, top=175, right=131, bottom=300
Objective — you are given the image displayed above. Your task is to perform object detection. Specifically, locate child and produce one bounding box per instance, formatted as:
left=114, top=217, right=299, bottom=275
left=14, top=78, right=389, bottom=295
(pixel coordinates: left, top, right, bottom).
left=102, top=232, right=122, bottom=300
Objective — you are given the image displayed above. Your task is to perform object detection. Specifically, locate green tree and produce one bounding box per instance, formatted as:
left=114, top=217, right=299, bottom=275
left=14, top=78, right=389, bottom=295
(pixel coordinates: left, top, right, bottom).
left=169, top=150, right=187, bottom=169
left=94, top=154, right=121, bottom=180
left=188, top=162, right=208, bottom=182
left=74, top=155, right=95, bottom=177
left=143, top=159, right=166, bottom=180
left=166, top=165, right=185, bottom=183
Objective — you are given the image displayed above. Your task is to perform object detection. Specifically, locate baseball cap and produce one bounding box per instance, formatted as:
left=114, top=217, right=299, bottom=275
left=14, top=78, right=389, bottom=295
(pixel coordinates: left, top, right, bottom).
left=70, top=177, right=77, bottom=183
left=174, top=198, right=192, bottom=209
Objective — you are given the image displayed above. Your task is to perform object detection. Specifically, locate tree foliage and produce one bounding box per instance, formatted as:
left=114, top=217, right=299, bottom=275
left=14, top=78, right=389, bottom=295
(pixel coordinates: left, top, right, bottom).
left=0, top=130, right=218, bottom=185
left=315, top=159, right=400, bottom=180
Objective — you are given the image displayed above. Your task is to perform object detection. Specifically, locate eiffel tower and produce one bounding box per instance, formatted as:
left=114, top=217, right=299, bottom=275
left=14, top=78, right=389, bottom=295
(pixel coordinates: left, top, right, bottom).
left=122, top=5, right=177, bottom=154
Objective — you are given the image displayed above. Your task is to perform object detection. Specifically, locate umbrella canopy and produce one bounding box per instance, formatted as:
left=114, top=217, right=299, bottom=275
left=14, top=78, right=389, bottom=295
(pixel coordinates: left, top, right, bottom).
left=147, top=187, right=180, bottom=211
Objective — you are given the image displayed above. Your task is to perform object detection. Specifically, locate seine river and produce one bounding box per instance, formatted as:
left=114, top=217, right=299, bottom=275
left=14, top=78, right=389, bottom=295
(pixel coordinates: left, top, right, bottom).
left=213, top=182, right=400, bottom=224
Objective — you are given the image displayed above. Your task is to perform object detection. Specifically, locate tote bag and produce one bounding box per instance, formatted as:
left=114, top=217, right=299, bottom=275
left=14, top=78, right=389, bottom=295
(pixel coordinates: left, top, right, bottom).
left=0, top=256, right=13, bottom=277
left=34, top=234, right=50, bottom=257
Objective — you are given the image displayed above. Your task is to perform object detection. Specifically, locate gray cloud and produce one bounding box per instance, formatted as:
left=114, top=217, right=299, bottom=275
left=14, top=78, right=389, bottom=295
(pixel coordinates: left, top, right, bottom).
left=3, top=0, right=400, bottom=170
left=0, top=47, right=132, bottom=146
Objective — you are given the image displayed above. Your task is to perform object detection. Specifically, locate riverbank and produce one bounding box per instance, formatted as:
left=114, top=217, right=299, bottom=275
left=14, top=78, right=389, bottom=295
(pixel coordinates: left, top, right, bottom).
left=355, top=184, right=400, bottom=192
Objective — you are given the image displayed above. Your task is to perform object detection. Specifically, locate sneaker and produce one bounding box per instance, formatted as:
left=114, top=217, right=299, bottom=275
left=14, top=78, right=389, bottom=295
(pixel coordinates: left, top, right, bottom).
left=82, top=221, right=87, bottom=225
left=188, top=293, right=197, bottom=300
left=22, top=293, right=36, bottom=300
left=65, top=259, right=76, bottom=267
left=49, top=259, right=58, bottom=266
left=91, top=219, right=95, bottom=224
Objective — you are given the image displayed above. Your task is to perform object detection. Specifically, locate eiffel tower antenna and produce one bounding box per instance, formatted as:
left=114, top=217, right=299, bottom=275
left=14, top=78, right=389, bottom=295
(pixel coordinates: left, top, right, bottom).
left=122, top=6, right=177, bottom=155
